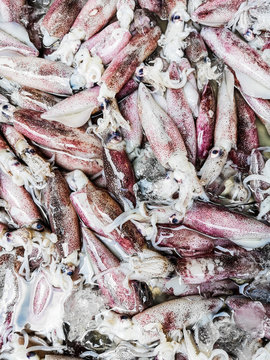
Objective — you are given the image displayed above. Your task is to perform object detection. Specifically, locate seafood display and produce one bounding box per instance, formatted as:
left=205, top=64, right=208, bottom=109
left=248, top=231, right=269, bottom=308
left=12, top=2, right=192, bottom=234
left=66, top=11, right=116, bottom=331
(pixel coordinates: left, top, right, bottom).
left=0, top=0, right=270, bottom=359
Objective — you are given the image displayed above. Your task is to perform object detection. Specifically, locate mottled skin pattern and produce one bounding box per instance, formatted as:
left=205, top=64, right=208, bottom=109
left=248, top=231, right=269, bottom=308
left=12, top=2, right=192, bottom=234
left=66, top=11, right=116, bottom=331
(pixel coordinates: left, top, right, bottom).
left=214, top=70, right=237, bottom=150
left=0, top=0, right=25, bottom=22
left=138, top=83, right=187, bottom=168
left=0, top=57, right=74, bottom=95
left=229, top=149, right=249, bottom=171
left=10, top=87, right=60, bottom=112
left=166, top=0, right=186, bottom=16
left=185, top=30, right=208, bottom=63
left=138, top=0, right=164, bottom=17
left=40, top=148, right=103, bottom=177
left=192, top=0, right=246, bottom=26
left=249, top=150, right=269, bottom=204
left=82, top=227, right=150, bottom=314
left=103, top=145, right=136, bottom=208
left=70, top=179, right=144, bottom=255
left=235, top=90, right=259, bottom=153
left=156, top=226, right=216, bottom=256
left=0, top=29, right=38, bottom=57
left=101, top=26, right=161, bottom=95
left=226, top=297, right=270, bottom=339
left=241, top=92, right=270, bottom=135
left=132, top=296, right=223, bottom=344
left=0, top=264, right=18, bottom=350
left=82, top=21, right=131, bottom=65
left=0, top=170, right=42, bottom=229
left=41, top=0, right=85, bottom=41
left=13, top=109, right=102, bottom=160
left=201, top=27, right=270, bottom=98
left=177, top=252, right=260, bottom=284
left=164, top=278, right=238, bottom=297
left=43, top=170, right=80, bottom=258
left=183, top=201, right=270, bottom=241
left=196, top=83, right=216, bottom=161
left=71, top=0, right=118, bottom=40
left=199, top=68, right=236, bottom=185
left=166, top=62, right=197, bottom=165
left=119, top=90, right=143, bottom=154
left=116, top=79, right=138, bottom=100
left=1, top=123, right=24, bottom=149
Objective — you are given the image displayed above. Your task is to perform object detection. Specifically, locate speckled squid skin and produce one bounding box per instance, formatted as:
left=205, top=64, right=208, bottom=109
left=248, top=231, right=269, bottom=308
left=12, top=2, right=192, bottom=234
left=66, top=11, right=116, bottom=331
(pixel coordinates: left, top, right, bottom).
left=163, top=278, right=238, bottom=297
left=138, top=82, right=187, bottom=168
left=241, top=92, right=270, bottom=135
left=138, top=0, right=165, bottom=18
left=100, top=25, right=161, bottom=96
left=214, top=69, right=237, bottom=150
left=192, top=0, right=246, bottom=26
left=0, top=170, right=42, bottom=229
left=116, top=78, right=138, bottom=100
left=43, top=170, right=80, bottom=258
left=70, top=179, right=144, bottom=255
left=40, top=148, right=103, bottom=177
left=41, top=86, right=100, bottom=128
left=235, top=90, right=259, bottom=154
left=13, top=109, right=103, bottom=161
left=0, top=29, right=38, bottom=57
left=185, top=30, right=208, bottom=64
left=226, top=297, right=270, bottom=339
left=166, top=62, right=197, bottom=165
left=41, top=0, right=85, bottom=42
left=10, top=86, right=60, bottom=112
left=183, top=201, right=270, bottom=241
left=0, top=0, right=25, bottom=22
left=177, top=252, right=260, bottom=284
left=249, top=149, right=268, bottom=204
left=1, top=124, right=25, bottom=150
left=156, top=226, right=216, bottom=257
left=201, top=27, right=270, bottom=99
left=199, top=67, right=237, bottom=185
left=119, top=90, right=143, bottom=155
left=166, top=0, right=187, bottom=16
left=196, top=83, right=216, bottom=161
left=71, top=0, right=118, bottom=40
left=82, top=21, right=131, bottom=65
left=132, top=296, right=223, bottom=344
left=82, top=227, right=150, bottom=314
left=0, top=57, right=74, bottom=96
left=178, top=57, right=200, bottom=118
left=103, top=144, right=136, bottom=208
left=0, top=263, right=18, bottom=350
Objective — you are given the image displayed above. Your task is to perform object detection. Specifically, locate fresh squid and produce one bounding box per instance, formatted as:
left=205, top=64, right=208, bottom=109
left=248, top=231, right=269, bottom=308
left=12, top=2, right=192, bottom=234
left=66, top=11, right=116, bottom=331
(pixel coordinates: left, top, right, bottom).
left=199, top=67, right=237, bottom=186
left=201, top=26, right=270, bottom=99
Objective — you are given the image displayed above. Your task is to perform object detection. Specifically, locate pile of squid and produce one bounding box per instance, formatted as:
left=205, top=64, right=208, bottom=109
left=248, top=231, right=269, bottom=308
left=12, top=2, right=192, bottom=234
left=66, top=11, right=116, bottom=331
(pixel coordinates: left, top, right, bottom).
left=1, top=0, right=270, bottom=359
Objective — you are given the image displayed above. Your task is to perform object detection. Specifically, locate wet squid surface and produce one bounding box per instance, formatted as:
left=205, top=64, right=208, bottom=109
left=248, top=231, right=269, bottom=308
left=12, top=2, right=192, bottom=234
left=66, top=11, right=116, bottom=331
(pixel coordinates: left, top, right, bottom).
left=0, top=0, right=270, bottom=359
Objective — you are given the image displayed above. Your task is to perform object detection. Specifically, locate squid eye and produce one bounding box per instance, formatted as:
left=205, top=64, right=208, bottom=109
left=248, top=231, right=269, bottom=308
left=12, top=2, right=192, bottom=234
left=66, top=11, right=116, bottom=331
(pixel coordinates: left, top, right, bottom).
left=120, top=315, right=129, bottom=320
left=169, top=214, right=180, bottom=224
left=33, top=222, right=44, bottom=231
left=27, top=352, right=37, bottom=359
left=2, top=104, right=8, bottom=110
left=107, top=131, right=122, bottom=144
left=171, top=13, right=181, bottom=22
left=244, top=29, right=254, bottom=41
left=135, top=67, right=144, bottom=81
left=25, top=148, right=36, bottom=155
left=65, top=264, right=75, bottom=276
left=210, top=147, right=223, bottom=158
